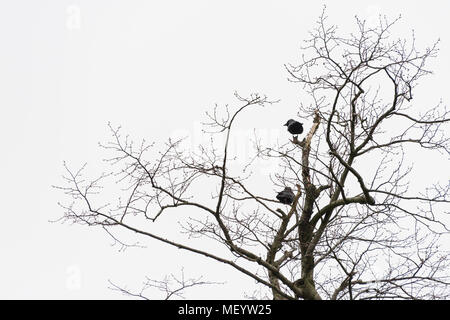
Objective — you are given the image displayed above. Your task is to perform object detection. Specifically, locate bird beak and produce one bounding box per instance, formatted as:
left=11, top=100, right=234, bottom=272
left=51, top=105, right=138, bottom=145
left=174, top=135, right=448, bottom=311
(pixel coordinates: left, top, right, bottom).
left=283, top=123, right=288, bottom=126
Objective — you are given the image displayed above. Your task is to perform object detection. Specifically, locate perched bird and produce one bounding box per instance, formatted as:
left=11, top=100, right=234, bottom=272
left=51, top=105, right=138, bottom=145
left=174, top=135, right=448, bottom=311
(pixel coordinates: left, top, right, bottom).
left=276, top=187, right=295, bottom=205
left=284, top=119, right=304, bottom=138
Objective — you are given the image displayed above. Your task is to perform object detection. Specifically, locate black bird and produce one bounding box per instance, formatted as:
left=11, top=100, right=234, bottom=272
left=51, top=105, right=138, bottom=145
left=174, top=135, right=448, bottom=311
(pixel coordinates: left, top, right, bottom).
left=276, top=187, right=295, bottom=205
left=284, top=119, right=304, bottom=138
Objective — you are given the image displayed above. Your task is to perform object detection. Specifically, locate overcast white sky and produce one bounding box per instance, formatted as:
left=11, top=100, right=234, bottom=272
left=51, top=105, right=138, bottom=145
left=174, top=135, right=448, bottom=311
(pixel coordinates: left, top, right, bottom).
left=0, top=0, right=449, bottom=299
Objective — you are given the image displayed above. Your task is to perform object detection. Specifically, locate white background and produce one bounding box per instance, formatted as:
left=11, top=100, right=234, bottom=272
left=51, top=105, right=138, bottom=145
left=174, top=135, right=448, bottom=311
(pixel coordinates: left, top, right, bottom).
left=0, top=0, right=449, bottom=299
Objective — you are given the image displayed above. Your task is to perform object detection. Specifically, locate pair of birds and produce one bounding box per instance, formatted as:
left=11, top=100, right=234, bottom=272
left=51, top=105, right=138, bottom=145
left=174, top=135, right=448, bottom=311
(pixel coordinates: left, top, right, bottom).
left=275, top=119, right=304, bottom=205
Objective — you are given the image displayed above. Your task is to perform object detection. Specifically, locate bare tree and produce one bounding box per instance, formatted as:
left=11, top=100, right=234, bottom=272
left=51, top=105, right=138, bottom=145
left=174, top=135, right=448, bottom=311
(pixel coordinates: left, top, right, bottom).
left=108, top=268, right=221, bottom=300
left=56, top=11, right=450, bottom=300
